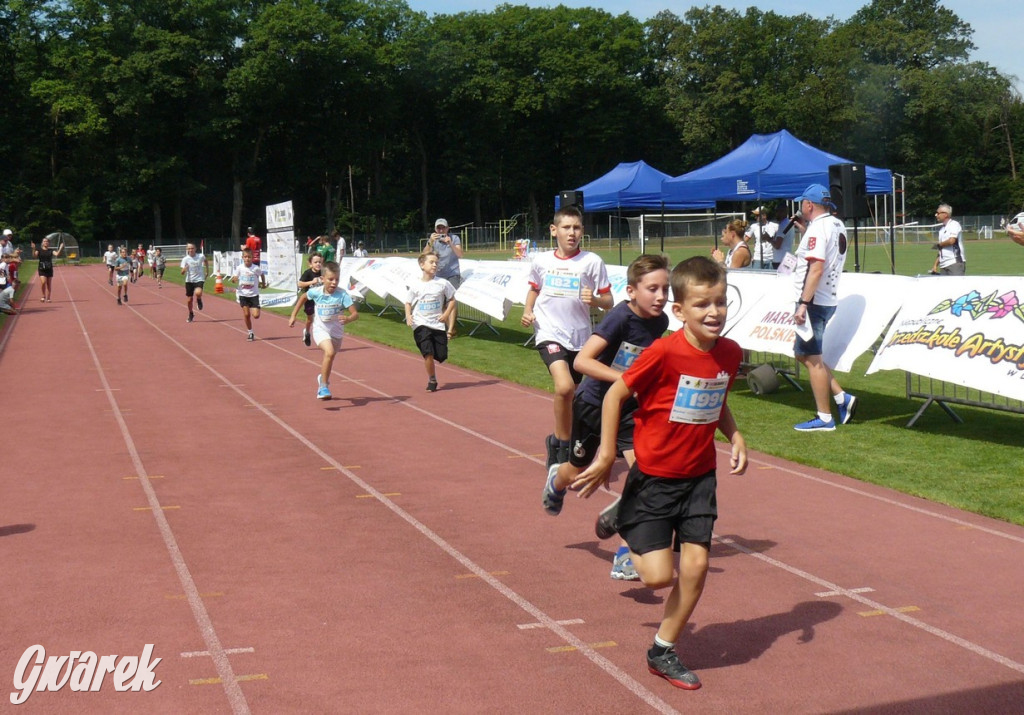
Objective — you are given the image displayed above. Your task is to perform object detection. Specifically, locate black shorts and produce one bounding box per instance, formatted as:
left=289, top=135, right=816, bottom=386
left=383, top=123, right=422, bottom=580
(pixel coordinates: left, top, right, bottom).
left=619, top=465, right=717, bottom=555
left=238, top=295, right=260, bottom=309
left=303, top=297, right=315, bottom=316
left=185, top=281, right=204, bottom=297
left=536, top=342, right=582, bottom=385
left=568, top=394, right=638, bottom=468
left=38, top=268, right=54, bottom=278
left=413, top=325, right=448, bottom=362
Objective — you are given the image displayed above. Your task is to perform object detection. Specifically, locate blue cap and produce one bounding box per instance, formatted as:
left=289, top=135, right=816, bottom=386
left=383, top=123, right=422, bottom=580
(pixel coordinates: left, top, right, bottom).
left=796, top=183, right=832, bottom=205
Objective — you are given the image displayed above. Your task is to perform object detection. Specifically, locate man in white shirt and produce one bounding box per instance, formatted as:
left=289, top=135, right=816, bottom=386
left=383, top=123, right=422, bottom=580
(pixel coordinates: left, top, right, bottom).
left=790, top=184, right=857, bottom=432
left=932, top=203, right=965, bottom=275
left=744, top=207, right=777, bottom=269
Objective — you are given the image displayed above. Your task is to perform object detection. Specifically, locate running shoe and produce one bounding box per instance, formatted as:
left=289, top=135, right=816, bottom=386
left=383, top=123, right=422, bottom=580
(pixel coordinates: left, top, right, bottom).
left=187, top=311, right=194, bottom=323
left=794, top=416, right=835, bottom=432
left=837, top=393, right=858, bottom=425
left=317, top=374, right=331, bottom=400
left=247, top=332, right=255, bottom=342
left=303, top=328, right=311, bottom=347
left=542, top=464, right=565, bottom=516
left=647, top=650, right=701, bottom=690
left=610, top=552, right=639, bottom=581
left=426, top=377, right=438, bottom=392
left=123, top=292, right=127, bottom=303
left=595, top=497, right=621, bottom=540
left=197, top=296, right=203, bottom=311
left=117, top=298, right=122, bottom=305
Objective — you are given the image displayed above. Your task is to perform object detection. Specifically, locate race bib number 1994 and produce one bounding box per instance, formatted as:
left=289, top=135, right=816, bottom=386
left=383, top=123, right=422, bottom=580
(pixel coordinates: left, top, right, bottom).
left=669, top=374, right=728, bottom=424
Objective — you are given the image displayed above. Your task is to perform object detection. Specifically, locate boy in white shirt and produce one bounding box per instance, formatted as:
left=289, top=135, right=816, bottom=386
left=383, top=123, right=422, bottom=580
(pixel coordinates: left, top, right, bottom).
left=230, top=248, right=267, bottom=341
left=179, top=242, right=209, bottom=323
left=405, top=252, right=457, bottom=391
left=521, top=205, right=613, bottom=467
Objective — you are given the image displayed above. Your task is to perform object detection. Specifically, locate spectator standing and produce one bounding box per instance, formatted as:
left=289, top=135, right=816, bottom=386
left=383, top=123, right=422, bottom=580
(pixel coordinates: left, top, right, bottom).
left=790, top=184, right=858, bottom=432
left=332, top=230, right=346, bottom=261
left=243, top=227, right=262, bottom=268
left=31, top=236, right=64, bottom=302
left=424, top=218, right=463, bottom=288
left=353, top=241, right=369, bottom=258
left=931, top=203, right=965, bottom=275
left=744, top=207, right=777, bottom=269
left=711, top=220, right=751, bottom=269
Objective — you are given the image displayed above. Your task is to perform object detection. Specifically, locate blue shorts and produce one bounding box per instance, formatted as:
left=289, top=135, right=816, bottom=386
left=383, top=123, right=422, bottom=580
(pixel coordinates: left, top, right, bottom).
left=794, top=303, right=836, bottom=357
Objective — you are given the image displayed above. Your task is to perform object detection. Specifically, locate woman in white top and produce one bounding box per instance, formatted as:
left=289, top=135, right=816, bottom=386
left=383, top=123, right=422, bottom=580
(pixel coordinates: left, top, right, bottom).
left=712, top=219, right=751, bottom=269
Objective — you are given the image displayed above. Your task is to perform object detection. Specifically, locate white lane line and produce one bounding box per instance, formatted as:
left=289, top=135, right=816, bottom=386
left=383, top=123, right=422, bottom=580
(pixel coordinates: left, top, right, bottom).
left=117, top=296, right=680, bottom=715
left=65, top=279, right=251, bottom=715
left=718, top=536, right=1024, bottom=675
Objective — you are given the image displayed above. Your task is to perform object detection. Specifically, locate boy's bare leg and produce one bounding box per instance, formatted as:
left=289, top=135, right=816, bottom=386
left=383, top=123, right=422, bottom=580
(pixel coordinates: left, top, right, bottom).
left=424, top=354, right=435, bottom=379
left=319, top=342, right=336, bottom=387
left=653, top=543, right=709, bottom=644
left=547, top=361, right=576, bottom=441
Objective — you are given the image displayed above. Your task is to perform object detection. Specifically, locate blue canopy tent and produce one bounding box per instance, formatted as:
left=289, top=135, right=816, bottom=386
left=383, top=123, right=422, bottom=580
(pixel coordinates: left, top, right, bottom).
left=661, top=130, right=896, bottom=271
left=660, top=130, right=893, bottom=202
left=559, top=160, right=714, bottom=211
left=556, top=160, right=714, bottom=262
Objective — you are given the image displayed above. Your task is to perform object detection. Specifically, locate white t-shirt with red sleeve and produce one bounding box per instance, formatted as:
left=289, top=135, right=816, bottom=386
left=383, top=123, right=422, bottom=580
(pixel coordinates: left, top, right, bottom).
left=526, top=249, right=611, bottom=351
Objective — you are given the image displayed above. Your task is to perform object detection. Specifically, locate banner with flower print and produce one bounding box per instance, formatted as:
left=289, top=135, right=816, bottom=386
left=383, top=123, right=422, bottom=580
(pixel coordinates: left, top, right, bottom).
left=866, top=276, right=1024, bottom=401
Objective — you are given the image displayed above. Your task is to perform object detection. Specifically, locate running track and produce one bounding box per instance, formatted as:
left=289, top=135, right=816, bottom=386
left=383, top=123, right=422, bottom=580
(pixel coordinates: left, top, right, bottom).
left=2, top=265, right=1023, bottom=713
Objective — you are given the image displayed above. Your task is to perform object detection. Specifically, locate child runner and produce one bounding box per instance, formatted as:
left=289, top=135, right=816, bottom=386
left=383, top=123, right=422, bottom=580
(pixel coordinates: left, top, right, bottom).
left=230, top=247, right=267, bottom=341
left=574, top=256, right=747, bottom=691
left=288, top=261, right=358, bottom=400
left=297, top=253, right=324, bottom=346
left=521, top=204, right=613, bottom=467
left=114, top=247, right=131, bottom=304
left=153, top=247, right=166, bottom=287
left=103, top=244, right=118, bottom=285
left=404, top=251, right=456, bottom=392
left=131, top=243, right=146, bottom=282
left=179, top=242, right=208, bottom=323
left=542, top=254, right=670, bottom=581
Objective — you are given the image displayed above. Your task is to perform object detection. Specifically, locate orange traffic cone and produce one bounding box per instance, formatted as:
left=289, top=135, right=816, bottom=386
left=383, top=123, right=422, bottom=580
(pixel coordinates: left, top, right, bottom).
left=214, top=274, right=224, bottom=294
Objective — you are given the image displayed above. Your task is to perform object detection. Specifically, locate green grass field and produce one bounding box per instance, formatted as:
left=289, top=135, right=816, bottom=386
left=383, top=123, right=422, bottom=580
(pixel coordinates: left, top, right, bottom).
left=8, top=238, right=1023, bottom=527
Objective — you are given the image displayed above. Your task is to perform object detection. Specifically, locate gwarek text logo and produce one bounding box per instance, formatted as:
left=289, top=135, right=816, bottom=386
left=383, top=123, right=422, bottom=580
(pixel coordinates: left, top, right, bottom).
left=11, top=644, right=161, bottom=705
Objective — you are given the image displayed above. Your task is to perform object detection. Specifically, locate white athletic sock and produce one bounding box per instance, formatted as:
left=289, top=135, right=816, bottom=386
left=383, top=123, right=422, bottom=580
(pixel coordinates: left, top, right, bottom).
left=818, top=411, right=833, bottom=423
left=834, top=391, right=847, bottom=405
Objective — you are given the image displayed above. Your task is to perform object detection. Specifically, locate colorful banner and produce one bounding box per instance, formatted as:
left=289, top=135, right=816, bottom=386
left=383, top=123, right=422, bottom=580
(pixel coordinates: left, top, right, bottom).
left=867, top=276, right=1024, bottom=401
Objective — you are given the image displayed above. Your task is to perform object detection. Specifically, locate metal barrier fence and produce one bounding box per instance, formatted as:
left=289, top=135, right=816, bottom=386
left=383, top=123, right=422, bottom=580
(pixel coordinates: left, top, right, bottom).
left=904, top=373, right=1024, bottom=427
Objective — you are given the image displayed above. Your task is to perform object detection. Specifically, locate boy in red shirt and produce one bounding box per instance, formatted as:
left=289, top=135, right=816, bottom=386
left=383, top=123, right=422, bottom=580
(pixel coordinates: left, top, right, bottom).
left=575, top=256, right=747, bottom=691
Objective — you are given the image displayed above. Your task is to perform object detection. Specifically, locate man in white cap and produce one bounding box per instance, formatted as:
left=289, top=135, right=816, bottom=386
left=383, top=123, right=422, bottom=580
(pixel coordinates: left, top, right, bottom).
left=1, top=229, right=16, bottom=259
left=790, top=183, right=857, bottom=432
left=424, top=218, right=462, bottom=288
left=744, top=207, right=776, bottom=269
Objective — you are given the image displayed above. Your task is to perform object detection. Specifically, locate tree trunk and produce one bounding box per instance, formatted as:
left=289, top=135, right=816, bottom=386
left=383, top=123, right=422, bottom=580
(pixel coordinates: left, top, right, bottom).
left=174, top=195, right=186, bottom=240
left=152, top=202, right=163, bottom=244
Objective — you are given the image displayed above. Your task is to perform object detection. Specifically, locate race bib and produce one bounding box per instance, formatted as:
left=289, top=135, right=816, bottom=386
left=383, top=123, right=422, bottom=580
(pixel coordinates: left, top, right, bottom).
left=543, top=269, right=581, bottom=299
left=416, top=298, right=441, bottom=314
left=669, top=374, right=729, bottom=424
left=317, top=303, right=346, bottom=322
left=611, top=341, right=643, bottom=372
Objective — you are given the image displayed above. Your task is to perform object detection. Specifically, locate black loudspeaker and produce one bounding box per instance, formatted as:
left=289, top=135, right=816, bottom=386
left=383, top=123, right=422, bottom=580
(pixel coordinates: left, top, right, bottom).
left=828, top=163, right=870, bottom=219
left=558, top=190, right=584, bottom=212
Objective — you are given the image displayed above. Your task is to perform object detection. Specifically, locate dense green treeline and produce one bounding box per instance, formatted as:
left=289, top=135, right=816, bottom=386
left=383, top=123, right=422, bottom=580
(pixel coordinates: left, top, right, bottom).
left=1, top=0, right=1022, bottom=246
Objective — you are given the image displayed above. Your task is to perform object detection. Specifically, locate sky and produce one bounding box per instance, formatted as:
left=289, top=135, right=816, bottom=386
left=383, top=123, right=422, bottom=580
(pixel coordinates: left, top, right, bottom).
left=404, top=0, right=1024, bottom=91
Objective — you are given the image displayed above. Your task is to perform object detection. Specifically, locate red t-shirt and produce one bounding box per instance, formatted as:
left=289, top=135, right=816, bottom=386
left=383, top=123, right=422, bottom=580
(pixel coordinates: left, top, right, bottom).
left=245, top=235, right=262, bottom=265
left=623, top=330, right=742, bottom=479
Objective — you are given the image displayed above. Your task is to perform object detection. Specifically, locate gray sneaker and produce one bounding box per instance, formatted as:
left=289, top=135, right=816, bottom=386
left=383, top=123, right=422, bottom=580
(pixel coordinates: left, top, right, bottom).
left=542, top=465, right=565, bottom=516
left=647, top=650, right=701, bottom=690
left=610, top=552, right=639, bottom=581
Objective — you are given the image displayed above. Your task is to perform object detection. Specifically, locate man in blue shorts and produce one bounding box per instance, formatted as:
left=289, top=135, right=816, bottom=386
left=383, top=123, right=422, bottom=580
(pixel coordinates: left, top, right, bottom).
left=790, top=184, right=858, bottom=431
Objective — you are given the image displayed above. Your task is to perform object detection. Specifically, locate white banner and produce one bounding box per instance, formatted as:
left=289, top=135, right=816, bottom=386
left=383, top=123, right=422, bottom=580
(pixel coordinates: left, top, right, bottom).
left=867, top=275, right=1024, bottom=401
left=455, top=260, right=530, bottom=321
left=724, top=271, right=910, bottom=373
left=348, top=256, right=420, bottom=302
left=265, top=201, right=299, bottom=292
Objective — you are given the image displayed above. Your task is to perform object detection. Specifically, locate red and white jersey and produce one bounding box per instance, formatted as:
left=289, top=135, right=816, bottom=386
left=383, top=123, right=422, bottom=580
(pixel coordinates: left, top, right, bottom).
left=792, top=214, right=847, bottom=307
left=527, top=250, right=611, bottom=350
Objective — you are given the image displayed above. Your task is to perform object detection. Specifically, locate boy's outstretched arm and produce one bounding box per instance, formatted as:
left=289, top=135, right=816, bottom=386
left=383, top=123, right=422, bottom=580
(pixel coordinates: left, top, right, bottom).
left=717, top=404, right=747, bottom=475
left=572, top=377, right=630, bottom=498
left=288, top=294, right=308, bottom=326
left=520, top=287, right=539, bottom=327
